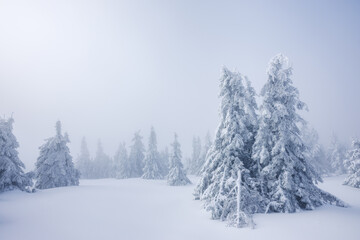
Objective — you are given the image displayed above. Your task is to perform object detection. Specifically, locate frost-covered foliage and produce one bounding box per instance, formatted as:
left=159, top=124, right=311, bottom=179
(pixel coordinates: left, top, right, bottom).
left=188, top=136, right=202, bottom=175
left=252, top=54, right=344, bottom=213
left=114, top=142, right=130, bottom=179
left=159, top=147, right=170, bottom=176
left=195, top=67, right=262, bottom=227
left=129, top=131, right=145, bottom=177
left=328, top=135, right=347, bottom=175
left=93, top=140, right=114, bottom=179
left=142, top=127, right=163, bottom=179
left=35, top=121, right=79, bottom=189
left=343, top=140, right=360, bottom=188
left=0, top=117, right=31, bottom=192
left=167, top=134, right=191, bottom=186
left=76, top=137, right=93, bottom=179
left=302, top=126, right=332, bottom=176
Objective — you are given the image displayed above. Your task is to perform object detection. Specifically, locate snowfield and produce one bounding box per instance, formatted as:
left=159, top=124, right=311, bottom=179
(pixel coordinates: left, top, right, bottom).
left=0, top=175, right=359, bottom=240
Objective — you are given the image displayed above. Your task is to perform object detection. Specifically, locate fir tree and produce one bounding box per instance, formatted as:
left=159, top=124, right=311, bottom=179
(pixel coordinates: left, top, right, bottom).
left=188, top=136, right=202, bottom=175
left=0, top=117, right=31, bottom=192
left=76, top=137, right=92, bottom=179
left=328, top=134, right=347, bottom=175
left=142, top=127, right=163, bottom=179
left=93, top=140, right=113, bottom=178
left=159, top=147, right=170, bottom=176
left=114, top=142, right=130, bottom=179
left=343, top=139, right=360, bottom=188
left=302, top=126, right=332, bottom=176
left=167, top=134, right=191, bottom=186
left=252, top=54, right=344, bottom=213
left=129, top=131, right=145, bottom=177
left=195, top=67, right=262, bottom=227
left=35, top=121, right=79, bottom=189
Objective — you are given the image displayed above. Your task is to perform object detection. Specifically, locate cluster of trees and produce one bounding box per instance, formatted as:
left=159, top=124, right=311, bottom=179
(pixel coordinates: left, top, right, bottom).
left=0, top=119, right=79, bottom=192
left=0, top=117, right=191, bottom=193
left=76, top=127, right=190, bottom=186
left=195, top=54, right=348, bottom=228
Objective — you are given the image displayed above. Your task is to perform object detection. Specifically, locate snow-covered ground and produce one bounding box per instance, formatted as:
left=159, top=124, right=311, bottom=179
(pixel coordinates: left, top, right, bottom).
left=0, top=175, right=359, bottom=240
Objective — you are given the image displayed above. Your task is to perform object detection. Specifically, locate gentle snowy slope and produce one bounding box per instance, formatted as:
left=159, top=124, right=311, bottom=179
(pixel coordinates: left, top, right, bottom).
left=0, top=176, right=359, bottom=240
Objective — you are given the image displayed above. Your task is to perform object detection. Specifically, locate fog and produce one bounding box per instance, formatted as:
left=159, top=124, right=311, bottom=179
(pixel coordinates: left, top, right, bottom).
left=1, top=0, right=359, bottom=170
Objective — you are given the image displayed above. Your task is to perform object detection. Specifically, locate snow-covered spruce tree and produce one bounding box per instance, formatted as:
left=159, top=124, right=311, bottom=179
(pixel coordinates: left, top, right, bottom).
left=114, top=142, right=130, bottom=179
left=35, top=121, right=79, bottom=189
left=328, top=134, right=347, bottom=175
left=343, top=139, right=360, bottom=188
left=76, top=137, right=92, bottom=179
left=302, top=126, right=332, bottom=176
left=159, top=147, right=170, bottom=176
left=93, top=140, right=113, bottom=178
left=0, top=117, right=31, bottom=192
left=252, top=54, right=344, bottom=213
left=188, top=136, right=202, bottom=175
left=167, top=133, right=191, bottom=186
left=194, top=67, right=262, bottom=227
left=142, top=127, right=163, bottom=179
left=129, top=131, right=145, bottom=177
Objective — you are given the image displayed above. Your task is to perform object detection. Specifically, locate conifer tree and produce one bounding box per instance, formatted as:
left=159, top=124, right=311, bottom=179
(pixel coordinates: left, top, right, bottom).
left=0, top=117, right=31, bottom=192
left=167, top=134, right=191, bottom=186
left=252, top=54, right=344, bottom=213
left=93, top=140, right=113, bottom=178
left=114, top=142, right=130, bottom=179
left=35, top=121, right=79, bottom=189
left=302, top=126, right=332, bottom=176
left=343, top=139, right=360, bottom=188
left=142, top=127, right=163, bottom=179
left=328, top=134, right=347, bottom=175
left=76, top=137, right=92, bottom=179
left=129, top=131, right=145, bottom=177
left=159, top=147, right=170, bottom=176
left=189, top=136, right=202, bottom=175
left=195, top=67, right=262, bottom=227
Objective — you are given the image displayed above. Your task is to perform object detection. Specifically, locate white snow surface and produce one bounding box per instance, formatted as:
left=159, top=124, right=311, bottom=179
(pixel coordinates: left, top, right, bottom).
left=0, top=175, right=359, bottom=240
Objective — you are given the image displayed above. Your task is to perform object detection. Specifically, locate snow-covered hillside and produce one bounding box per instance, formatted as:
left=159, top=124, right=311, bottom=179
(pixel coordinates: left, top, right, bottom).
left=0, top=176, right=359, bottom=240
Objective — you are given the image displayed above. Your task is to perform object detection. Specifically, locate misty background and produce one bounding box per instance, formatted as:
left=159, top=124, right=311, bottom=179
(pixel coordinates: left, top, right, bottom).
left=0, top=0, right=359, bottom=170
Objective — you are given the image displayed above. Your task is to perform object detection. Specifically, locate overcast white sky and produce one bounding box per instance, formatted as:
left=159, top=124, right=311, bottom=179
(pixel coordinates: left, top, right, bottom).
left=1, top=0, right=360, bottom=170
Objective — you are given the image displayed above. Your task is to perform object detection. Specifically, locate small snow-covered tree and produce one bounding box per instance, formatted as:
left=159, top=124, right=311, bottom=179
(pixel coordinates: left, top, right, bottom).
left=159, top=147, right=170, bottom=176
left=252, top=54, right=344, bottom=213
left=328, top=134, right=347, bottom=175
left=142, top=127, right=163, bottom=179
left=76, top=137, right=92, bottom=179
left=114, top=142, right=131, bottom=179
left=0, top=117, right=31, bottom=192
left=343, top=139, right=360, bottom=188
left=35, top=121, right=79, bottom=189
left=302, top=126, right=332, bottom=176
left=129, top=131, right=145, bottom=177
left=167, top=134, right=191, bottom=186
left=93, top=140, right=113, bottom=178
left=188, top=136, right=202, bottom=175
left=195, top=67, right=262, bottom=227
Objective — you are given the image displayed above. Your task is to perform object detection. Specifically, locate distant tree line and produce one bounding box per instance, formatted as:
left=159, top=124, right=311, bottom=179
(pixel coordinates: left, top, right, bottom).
left=76, top=126, right=190, bottom=185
